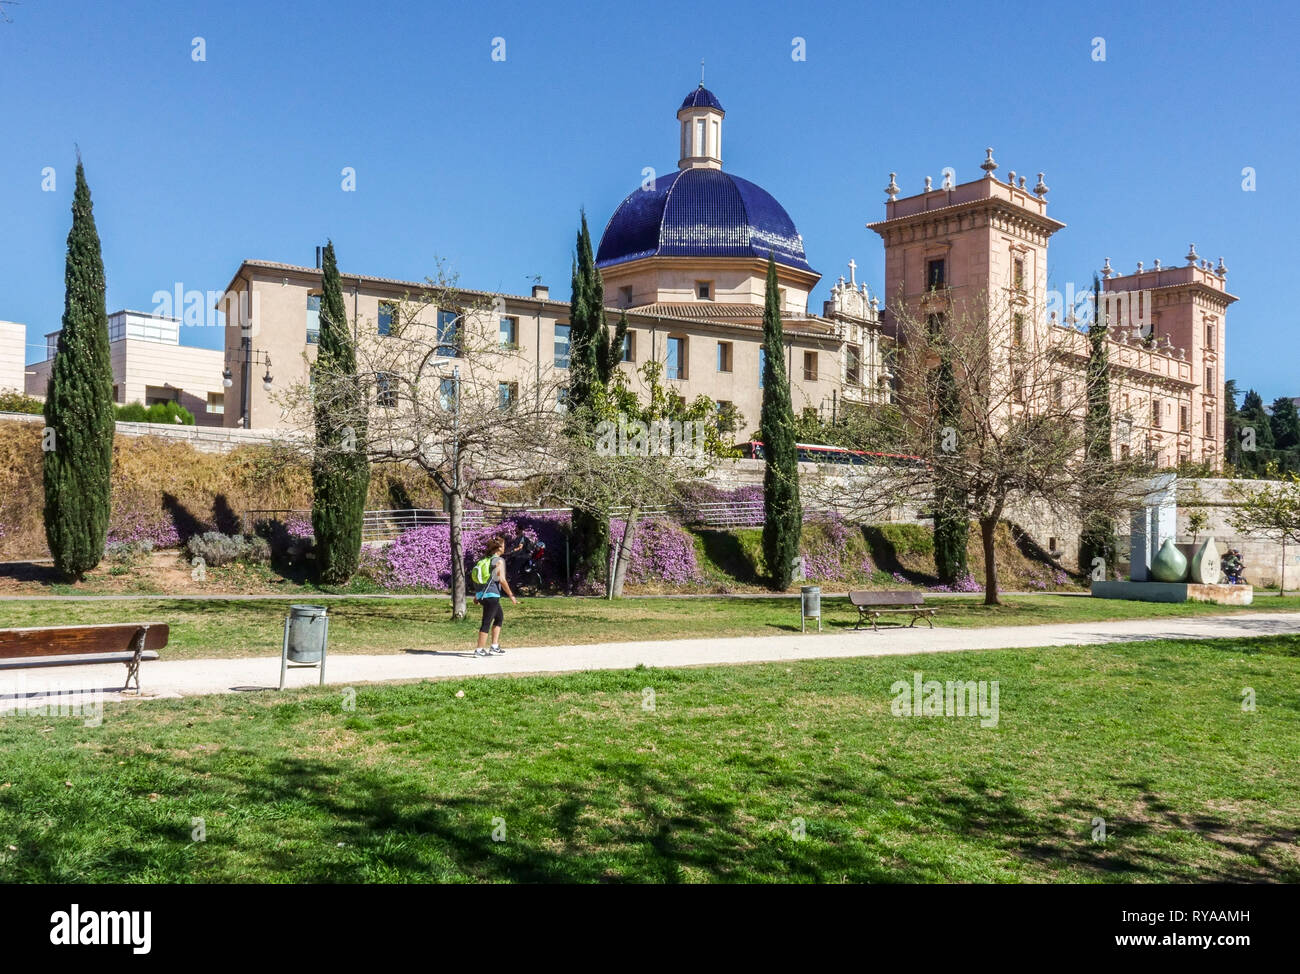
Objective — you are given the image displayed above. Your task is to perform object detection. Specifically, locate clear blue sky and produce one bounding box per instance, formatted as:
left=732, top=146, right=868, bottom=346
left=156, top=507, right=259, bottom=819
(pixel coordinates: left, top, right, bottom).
left=3, top=0, right=1297, bottom=401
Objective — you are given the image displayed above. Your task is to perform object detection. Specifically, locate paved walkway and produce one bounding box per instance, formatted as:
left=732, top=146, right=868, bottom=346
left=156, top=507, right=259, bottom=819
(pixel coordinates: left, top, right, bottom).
left=2, top=611, right=1297, bottom=708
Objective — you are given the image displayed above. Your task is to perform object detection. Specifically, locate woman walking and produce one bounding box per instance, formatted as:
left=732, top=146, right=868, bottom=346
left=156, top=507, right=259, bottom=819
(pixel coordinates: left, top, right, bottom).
left=474, top=537, right=517, bottom=657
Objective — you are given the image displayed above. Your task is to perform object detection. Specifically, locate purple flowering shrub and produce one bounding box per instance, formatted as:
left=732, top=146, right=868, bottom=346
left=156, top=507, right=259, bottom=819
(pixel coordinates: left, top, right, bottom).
left=365, top=512, right=569, bottom=590
left=107, top=499, right=182, bottom=549
left=799, top=514, right=857, bottom=583
left=609, top=516, right=702, bottom=585
left=930, top=572, right=982, bottom=593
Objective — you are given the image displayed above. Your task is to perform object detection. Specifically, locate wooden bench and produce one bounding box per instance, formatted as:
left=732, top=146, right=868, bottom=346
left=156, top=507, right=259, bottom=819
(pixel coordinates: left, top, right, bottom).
left=0, top=624, right=169, bottom=693
left=849, top=591, right=936, bottom=631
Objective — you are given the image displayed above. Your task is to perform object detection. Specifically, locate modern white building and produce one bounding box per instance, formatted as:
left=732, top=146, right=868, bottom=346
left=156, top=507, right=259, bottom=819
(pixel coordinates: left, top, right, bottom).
left=26, top=310, right=227, bottom=426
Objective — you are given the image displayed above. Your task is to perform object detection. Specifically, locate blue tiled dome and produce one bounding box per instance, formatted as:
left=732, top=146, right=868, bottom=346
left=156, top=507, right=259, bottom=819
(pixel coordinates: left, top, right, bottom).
left=595, top=168, right=813, bottom=273
left=680, top=85, right=724, bottom=112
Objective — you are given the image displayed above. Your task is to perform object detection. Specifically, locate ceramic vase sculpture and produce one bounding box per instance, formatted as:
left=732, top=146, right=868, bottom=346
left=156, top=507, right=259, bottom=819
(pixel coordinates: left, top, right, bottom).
left=1189, top=538, right=1220, bottom=585
left=1151, top=538, right=1188, bottom=582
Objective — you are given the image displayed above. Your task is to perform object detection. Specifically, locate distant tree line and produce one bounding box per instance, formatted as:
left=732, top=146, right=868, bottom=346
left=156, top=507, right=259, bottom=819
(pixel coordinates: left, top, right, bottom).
left=1225, top=379, right=1300, bottom=477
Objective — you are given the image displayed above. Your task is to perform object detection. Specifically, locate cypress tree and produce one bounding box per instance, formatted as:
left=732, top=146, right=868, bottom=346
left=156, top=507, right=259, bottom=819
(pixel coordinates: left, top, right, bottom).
left=759, top=257, right=801, bottom=589
left=1238, top=390, right=1274, bottom=475
left=567, top=212, right=627, bottom=582
left=1223, top=379, right=1242, bottom=468
left=1079, top=275, right=1117, bottom=575
left=311, top=241, right=370, bottom=583
left=932, top=344, right=968, bottom=583
left=43, top=158, right=115, bottom=580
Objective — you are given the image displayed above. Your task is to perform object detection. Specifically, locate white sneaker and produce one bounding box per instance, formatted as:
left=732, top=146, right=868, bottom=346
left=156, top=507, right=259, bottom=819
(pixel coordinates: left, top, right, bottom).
left=474, top=647, right=489, bottom=657
left=489, top=645, right=505, bottom=655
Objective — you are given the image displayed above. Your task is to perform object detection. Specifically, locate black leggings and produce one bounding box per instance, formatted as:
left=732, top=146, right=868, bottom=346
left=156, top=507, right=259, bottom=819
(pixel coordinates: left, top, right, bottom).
left=479, top=598, right=504, bottom=634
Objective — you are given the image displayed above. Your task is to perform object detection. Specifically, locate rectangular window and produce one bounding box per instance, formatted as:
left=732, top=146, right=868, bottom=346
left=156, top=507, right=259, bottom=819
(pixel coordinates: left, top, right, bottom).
left=436, top=309, right=459, bottom=355
left=620, top=331, right=635, bottom=363
left=1205, top=322, right=1215, bottom=347
left=145, top=385, right=177, bottom=406
left=439, top=377, right=457, bottom=411
left=556, top=386, right=569, bottom=412
left=206, top=392, right=224, bottom=415
left=619, top=285, right=634, bottom=307
left=1013, top=313, right=1025, bottom=346
left=1151, top=398, right=1162, bottom=428
left=759, top=347, right=766, bottom=388
left=666, top=336, right=686, bottom=380
left=1206, top=410, right=1215, bottom=440
left=696, top=280, right=712, bottom=300
left=1013, top=371, right=1025, bottom=404
left=376, top=373, right=397, bottom=408
left=926, top=258, right=946, bottom=290
left=499, top=316, right=517, bottom=347
left=306, top=294, right=321, bottom=344
left=1180, top=404, right=1190, bottom=431
left=498, top=381, right=517, bottom=410
left=1052, top=379, right=1063, bottom=407
left=716, top=341, right=732, bottom=373
left=1013, top=258, right=1025, bottom=290
left=695, top=118, right=705, bottom=155
left=846, top=345, right=861, bottom=385
left=803, top=351, right=817, bottom=382
left=554, top=323, right=571, bottom=369
left=1205, top=365, right=1214, bottom=390
left=378, top=301, right=396, bottom=337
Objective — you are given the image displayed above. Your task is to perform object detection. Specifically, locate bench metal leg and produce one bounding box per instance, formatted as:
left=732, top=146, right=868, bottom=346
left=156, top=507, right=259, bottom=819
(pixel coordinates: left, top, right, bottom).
left=124, top=626, right=148, bottom=694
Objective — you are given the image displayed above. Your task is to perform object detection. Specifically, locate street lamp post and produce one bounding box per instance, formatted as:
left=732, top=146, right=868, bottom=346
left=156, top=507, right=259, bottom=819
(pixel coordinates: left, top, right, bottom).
left=222, top=340, right=272, bottom=428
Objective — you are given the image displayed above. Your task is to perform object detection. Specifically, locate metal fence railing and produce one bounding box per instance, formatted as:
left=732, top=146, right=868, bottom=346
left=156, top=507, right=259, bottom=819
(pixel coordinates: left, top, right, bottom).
left=245, top=501, right=773, bottom=541
left=685, top=500, right=765, bottom=529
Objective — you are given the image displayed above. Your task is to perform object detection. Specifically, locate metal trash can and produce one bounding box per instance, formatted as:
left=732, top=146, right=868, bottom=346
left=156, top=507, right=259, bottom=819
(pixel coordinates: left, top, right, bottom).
left=801, top=585, right=821, bottom=633
left=286, top=604, right=328, bottom=663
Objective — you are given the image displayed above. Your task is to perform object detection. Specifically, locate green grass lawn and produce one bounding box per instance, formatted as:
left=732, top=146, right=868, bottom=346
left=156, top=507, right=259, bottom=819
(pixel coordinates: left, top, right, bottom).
left=1, top=634, right=1297, bottom=883
left=0, top=593, right=1296, bottom=661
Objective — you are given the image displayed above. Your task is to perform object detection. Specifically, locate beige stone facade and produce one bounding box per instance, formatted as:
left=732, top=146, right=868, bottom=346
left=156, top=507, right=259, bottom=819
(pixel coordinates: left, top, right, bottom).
left=26, top=311, right=227, bottom=426
left=216, top=260, right=845, bottom=435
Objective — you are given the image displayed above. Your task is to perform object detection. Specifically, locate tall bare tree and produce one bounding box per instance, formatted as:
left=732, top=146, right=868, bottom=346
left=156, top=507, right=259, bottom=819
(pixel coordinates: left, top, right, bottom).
left=279, top=263, right=565, bottom=618
left=1229, top=466, right=1300, bottom=595
left=550, top=361, right=739, bottom=598
left=804, top=289, right=1144, bottom=604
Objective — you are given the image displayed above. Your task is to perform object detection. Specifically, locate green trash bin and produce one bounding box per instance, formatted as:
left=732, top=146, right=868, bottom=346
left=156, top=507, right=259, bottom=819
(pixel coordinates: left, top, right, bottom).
left=286, top=604, right=328, bottom=663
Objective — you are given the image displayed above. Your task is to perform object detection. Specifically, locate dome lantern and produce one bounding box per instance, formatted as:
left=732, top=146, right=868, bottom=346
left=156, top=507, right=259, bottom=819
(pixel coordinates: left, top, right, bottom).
left=677, top=84, right=724, bottom=171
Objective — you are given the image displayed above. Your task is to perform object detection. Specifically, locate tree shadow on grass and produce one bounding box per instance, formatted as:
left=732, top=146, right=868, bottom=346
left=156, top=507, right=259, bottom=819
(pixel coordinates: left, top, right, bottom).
left=0, top=561, right=62, bottom=584
left=14, top=737, right=1298, bottom=884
